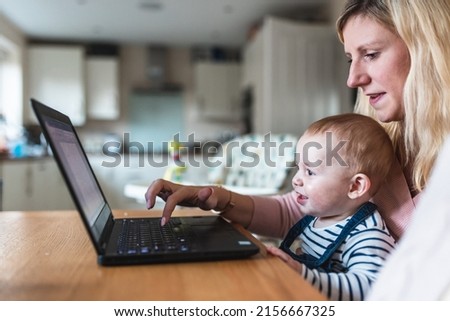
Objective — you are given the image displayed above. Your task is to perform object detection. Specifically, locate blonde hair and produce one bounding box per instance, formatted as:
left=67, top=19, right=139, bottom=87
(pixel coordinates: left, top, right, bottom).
left=337, top=0, right=450, bottom=193
left=306, top=113, right=395, bottom=195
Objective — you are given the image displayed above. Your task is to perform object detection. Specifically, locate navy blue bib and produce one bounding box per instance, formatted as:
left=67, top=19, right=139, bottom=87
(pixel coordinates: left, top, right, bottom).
left=279, top=202, right=377, bottom=272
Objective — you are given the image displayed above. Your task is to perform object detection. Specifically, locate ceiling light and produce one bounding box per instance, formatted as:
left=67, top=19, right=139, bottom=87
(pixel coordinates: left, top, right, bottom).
left=223, top=4, right=234, bottom=14
left=139, top=1, right=163, bottom=11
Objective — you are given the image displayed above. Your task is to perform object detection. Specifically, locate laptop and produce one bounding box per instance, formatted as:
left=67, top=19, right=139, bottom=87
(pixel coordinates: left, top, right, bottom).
left=30, top=98, right=259, bottom=266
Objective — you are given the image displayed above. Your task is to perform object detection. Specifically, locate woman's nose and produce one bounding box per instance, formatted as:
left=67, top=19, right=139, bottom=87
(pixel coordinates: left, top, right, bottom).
left=347, top=62, right=370, bottom=88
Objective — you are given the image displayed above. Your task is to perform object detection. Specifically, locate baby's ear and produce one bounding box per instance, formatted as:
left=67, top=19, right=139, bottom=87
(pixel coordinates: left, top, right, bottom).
left=347, top=173, right=371, bottom=199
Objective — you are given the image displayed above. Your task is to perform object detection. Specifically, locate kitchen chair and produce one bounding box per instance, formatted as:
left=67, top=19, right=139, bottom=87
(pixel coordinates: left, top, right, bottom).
left=207, top=133, right=298, bottom=195
left=206, top=133, right=298, bottom=246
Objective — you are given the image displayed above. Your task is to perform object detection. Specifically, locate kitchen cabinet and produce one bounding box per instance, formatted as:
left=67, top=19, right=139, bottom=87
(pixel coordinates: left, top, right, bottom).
left=86, top=56, right=120, bottom=120
left=1, top=158, right=74, bottom=211
left=242, top=17, right=342, bottom=137
left=194, top=62, right=241, bottom=121
left=26, top=45, right=85, bottom=125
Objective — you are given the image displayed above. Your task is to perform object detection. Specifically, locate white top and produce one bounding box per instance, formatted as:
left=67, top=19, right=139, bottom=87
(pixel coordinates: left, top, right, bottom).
left=368, top=136, right=450, bottom=300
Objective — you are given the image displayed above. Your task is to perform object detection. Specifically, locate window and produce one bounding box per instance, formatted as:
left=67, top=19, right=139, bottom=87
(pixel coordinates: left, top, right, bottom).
left=0, top=35, right=22, bottom=126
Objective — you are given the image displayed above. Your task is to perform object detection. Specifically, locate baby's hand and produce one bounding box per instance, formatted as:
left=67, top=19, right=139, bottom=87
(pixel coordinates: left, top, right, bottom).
left=266, top=246, right=303, bottom=274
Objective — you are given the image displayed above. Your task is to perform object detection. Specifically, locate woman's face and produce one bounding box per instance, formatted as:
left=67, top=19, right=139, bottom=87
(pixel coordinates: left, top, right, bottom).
left=343, top=15, right=410, bottom=122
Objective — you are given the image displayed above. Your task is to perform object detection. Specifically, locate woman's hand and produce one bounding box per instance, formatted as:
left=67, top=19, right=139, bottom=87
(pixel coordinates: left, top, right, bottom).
left=266, top=245, right=304, bottom=274
left=145, top=179, right=220, bottom=225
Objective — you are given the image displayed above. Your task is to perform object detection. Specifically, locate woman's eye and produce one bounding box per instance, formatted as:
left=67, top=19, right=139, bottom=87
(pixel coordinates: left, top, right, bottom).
left=306, top=169, right=314, bottom=176
left=364, top=52, right=379, bottom=61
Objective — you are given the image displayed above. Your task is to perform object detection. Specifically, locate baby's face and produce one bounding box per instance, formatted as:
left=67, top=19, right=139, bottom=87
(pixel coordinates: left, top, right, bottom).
left=292, top=133, right=355, bottom=219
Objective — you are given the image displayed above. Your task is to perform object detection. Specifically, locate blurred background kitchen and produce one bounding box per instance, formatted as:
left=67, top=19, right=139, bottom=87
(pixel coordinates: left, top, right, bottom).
left=0, top=0, right=352, bottom=211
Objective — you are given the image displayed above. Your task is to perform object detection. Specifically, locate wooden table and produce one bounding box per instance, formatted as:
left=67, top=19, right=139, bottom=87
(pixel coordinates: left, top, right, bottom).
left=0, top=209, right=326, bottom=301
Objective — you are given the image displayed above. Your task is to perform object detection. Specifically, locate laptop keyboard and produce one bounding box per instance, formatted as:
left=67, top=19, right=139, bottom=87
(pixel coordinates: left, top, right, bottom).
left=117, top=218, right=193, bottom=255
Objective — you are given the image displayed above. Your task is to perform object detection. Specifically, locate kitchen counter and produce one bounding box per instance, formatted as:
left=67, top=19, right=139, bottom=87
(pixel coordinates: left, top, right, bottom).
left=0, top=156, right=74, bottom=211
left=0, top=154, right=52, bottom=162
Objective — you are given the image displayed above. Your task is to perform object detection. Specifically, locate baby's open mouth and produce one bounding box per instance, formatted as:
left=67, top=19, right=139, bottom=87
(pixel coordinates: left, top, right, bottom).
left=296, top=193, right=308, bottom=204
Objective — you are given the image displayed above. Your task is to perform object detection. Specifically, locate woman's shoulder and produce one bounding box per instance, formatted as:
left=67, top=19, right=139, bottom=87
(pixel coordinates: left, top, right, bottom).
left=371, top=159, right=418, bottom=240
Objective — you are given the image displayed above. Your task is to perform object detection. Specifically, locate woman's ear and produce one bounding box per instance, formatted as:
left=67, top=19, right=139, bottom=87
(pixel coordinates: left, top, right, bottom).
left=348, top=173, right=371, bottom=199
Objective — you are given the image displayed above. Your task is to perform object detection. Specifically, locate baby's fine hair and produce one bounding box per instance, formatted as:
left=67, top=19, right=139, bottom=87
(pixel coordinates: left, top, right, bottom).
left=305, top=113, right=395, bottom=195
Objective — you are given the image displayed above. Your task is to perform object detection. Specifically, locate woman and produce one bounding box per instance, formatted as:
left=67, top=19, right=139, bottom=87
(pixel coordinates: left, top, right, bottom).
left=145, top=0, right=450, bottom=241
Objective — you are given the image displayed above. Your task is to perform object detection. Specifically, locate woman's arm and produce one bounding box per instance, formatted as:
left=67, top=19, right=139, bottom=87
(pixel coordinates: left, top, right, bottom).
left=145, top=179, right=254, bottom=227
left=145, top=179, right=304, bottom=237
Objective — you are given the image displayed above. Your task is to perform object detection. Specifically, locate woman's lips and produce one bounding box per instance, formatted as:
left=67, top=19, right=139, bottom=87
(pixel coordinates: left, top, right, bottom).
left=368, top=93, right=384, bottom=105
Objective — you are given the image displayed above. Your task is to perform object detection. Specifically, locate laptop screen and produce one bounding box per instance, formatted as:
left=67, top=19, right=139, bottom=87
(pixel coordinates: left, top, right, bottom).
left=32, top=98, right=116, bottom=252
left=43, top=116, right=105, bottom=226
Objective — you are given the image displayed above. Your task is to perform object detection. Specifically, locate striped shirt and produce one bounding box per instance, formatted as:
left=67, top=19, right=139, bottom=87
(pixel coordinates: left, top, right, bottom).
left=249, top=158, right=419, bottom=242
left=298, top=210, right=396, bottom=300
